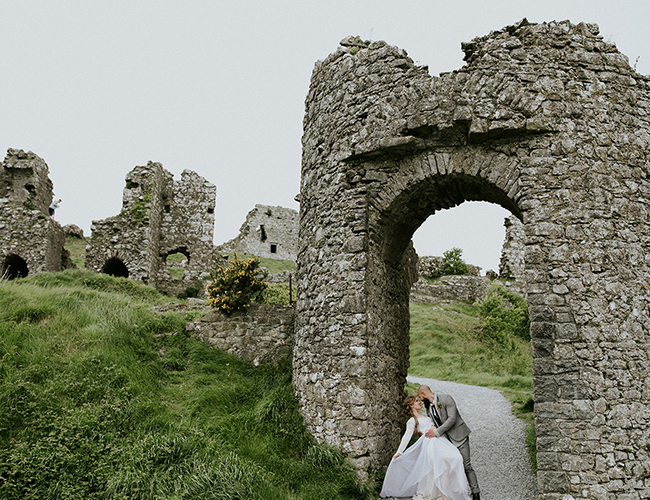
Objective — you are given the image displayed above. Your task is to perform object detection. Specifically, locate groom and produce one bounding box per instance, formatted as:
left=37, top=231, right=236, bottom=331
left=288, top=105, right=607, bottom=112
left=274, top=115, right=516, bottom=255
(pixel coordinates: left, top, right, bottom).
left=417, top=385, right=481, bottom=500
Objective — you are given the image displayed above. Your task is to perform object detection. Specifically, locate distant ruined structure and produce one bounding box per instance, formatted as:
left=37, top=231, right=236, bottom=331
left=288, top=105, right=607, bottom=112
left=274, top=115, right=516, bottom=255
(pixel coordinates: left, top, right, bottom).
left=86, top=161, right=220, bottom=295
left=296, top=19, right=650, bottom=500
left=0, top=149, right=69, bottom=279
left=218, top=204, right=299, bottom=261
left=499, top=214, right=526, bottom=281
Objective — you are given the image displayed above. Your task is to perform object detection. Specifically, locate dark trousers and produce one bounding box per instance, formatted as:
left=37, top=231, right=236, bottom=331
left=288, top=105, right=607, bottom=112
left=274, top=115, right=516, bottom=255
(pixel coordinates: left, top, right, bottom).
left=457, top=439, right=480, bottom=494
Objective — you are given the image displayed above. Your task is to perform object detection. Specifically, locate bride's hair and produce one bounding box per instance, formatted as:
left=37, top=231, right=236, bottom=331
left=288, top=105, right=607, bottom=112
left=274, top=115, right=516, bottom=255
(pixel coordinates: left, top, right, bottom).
left=403, top=395, right=419, bottom=435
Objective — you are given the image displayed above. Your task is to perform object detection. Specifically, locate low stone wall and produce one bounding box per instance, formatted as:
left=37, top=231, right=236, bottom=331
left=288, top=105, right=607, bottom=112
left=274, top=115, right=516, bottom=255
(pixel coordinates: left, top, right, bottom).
left=410, top=275, right=488, bottom=304
left=187, top=303, right=296, bottom=366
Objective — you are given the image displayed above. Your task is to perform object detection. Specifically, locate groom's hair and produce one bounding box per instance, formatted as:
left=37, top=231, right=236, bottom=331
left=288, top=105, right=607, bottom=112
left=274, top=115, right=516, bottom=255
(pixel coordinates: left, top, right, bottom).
left=417, top=385, right=431, bottom=396
left=417, top=385, right=432, bottom=408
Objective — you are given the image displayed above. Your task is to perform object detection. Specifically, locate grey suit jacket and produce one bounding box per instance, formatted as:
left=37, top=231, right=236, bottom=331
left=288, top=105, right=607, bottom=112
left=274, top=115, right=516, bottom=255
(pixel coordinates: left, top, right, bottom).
left=430, top=392, right=471, bottom=442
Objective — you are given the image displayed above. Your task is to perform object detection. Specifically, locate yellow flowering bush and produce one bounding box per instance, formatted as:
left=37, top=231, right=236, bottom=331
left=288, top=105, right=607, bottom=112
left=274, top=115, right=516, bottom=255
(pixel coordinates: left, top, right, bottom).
left=206, top=254, right=267, bottom=315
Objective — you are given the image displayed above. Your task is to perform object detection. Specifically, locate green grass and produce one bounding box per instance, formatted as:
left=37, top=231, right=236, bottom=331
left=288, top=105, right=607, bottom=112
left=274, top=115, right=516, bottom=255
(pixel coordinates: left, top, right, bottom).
left=0, top=267, right=536, bottom=494
left=64, top=236, right=88, bottom=268
left=0, top=270, right=376, bottom=499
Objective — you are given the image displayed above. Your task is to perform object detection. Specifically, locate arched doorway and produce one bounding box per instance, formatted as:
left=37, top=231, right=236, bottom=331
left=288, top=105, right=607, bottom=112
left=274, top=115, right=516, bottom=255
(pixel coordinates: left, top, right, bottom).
left=1, top=254, right=29, bottom=279
left=295, top=149, right=528, bottom=474
left=101, top=257, right=129, bottom=278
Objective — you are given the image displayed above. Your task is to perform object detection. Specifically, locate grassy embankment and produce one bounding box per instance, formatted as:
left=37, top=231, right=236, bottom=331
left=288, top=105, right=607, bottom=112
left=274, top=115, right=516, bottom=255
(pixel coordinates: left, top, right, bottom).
left=0, top=270, right=373, bottom=499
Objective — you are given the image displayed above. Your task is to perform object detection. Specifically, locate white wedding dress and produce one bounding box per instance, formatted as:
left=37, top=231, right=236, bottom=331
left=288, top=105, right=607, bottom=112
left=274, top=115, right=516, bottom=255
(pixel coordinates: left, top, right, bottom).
left=380, top=415, right=471, bottom=500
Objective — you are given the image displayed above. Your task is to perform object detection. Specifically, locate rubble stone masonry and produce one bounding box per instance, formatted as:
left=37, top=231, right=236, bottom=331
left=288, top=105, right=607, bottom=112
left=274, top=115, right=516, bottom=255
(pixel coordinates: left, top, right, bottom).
left=295, top=20, right=650, bottom=498
left=0, top=149, right=66, bottom=278
left=86, top=162, right=220, bottom=294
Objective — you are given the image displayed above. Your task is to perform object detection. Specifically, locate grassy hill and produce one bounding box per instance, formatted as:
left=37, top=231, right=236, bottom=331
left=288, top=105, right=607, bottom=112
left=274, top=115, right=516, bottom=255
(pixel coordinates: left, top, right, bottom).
left=0, top=270, right=372, bottom=500
left=0, top=269, right=534, bottom=498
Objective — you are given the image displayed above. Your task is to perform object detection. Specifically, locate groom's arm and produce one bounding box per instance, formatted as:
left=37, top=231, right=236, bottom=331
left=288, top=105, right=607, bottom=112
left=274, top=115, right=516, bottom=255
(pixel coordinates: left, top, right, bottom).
left=433, top=394, right=458, bottom=437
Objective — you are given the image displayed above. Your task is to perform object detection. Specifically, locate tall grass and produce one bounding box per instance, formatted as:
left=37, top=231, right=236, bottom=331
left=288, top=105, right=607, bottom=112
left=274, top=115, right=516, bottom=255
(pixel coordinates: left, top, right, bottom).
left=409, top=301, right=533, bottom=391
left=0, top=270, right=375, bottom=499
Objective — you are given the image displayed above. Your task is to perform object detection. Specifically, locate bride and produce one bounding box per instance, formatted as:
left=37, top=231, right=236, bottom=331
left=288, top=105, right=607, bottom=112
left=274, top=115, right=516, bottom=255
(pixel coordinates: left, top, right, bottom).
left=380, top=396, right=471, bottom=500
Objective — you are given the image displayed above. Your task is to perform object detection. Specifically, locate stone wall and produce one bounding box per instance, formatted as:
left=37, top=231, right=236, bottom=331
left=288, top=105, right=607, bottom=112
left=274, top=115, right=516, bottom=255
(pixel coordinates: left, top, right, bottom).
left=86, top=161, right=220, bottom=293
left=296, top=20, right=650, bottom=499
left=410, top=275, right=488, bottom=304
left=188, top=304, right=296, bottom=366
left=0, top=149, right=67, bottom=278
left=218, top=204, right=298, bottom=261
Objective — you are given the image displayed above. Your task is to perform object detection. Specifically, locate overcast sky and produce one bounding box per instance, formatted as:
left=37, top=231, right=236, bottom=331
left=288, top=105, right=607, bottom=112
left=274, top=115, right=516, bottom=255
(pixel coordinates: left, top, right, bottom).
left=1, top=1, right=648, bottom=273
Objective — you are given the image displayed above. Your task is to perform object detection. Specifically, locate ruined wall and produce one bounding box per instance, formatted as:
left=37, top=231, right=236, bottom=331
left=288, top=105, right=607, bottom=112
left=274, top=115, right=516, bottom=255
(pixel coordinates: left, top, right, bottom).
left=500, top=214, right=526, bottom=280
left=188, top=304, right=296, bottom=366
left=410, top=275, right=488, bottom=304
left=0, top=149, right=66, bottom=278
left=86, top=161, right=219, bottom=292
left=297, top=20, right=650, bottom=499
left=0, top=148, right=55, bottom=214
left=218, top=204, right=298, bottom=261
left=159, top=169, right=219, bottom=290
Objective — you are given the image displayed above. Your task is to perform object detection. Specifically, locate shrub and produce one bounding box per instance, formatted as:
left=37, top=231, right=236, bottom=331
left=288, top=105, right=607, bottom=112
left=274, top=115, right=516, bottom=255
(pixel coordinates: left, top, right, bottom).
left=441, top=247, right=468, bottom=276
left=206, top=254, right=267, bottom=315
left=478, top=283, right=530, bottom=347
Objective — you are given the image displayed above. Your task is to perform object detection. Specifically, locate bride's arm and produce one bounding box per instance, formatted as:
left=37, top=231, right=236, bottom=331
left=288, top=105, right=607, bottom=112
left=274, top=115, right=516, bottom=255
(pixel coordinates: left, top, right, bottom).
left=393, top=417, right=416, bottom=458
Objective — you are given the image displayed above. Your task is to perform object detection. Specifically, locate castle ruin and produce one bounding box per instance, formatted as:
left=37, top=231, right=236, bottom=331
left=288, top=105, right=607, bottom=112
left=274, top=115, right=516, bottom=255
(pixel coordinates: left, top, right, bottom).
left=295, top=20, right=650, bottom=500
left=0, top=149, right=68, bottom=279
left=85, top=161, right=220, bottom=295
left=218, top=204, right=299, bottom=261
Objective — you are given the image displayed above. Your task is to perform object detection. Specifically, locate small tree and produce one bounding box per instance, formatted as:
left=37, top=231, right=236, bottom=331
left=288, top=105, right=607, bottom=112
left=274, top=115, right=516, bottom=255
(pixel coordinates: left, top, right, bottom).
left=206, top=254, right=267, bottom=315
left=441, top=247, right=468, bottom=276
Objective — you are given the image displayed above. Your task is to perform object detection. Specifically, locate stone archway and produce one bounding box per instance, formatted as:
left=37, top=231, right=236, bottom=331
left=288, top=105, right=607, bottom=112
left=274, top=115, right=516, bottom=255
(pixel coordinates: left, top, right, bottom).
left=295, top=20, right=650, bottom=499
left=101, top=257, right=129, bottom=278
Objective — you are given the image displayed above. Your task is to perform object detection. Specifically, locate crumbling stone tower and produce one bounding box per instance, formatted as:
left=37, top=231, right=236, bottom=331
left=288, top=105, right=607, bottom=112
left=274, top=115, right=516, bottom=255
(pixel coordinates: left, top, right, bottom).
left=0, top=149, right=66, bottom=278
left=296, top=20, right=650, bottom=499
left=86, top=161, right=219, bottom=293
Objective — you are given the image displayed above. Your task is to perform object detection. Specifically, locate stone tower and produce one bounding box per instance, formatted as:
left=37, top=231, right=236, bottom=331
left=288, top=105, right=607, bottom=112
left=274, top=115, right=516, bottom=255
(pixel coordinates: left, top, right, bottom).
left=0, top=149, right=66, bottom=278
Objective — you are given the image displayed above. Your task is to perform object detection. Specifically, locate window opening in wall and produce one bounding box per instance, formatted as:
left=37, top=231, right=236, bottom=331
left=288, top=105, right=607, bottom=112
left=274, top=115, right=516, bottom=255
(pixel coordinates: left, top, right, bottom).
left=259, top=225, right=267, bottom=242
left=164, top=205, right=171, bottom=213
left=101, top=257, right=129, bottom=278
left=1, top=254, right=29, bottom=279
left=165, top=250, right=189, bottom=280
left=270, top=244, right=277, bottom=254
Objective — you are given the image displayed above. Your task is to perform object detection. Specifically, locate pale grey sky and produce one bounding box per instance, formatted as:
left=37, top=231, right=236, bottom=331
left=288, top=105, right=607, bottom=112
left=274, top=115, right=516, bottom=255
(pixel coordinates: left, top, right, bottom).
left=1, top=1, right=648, bottom=273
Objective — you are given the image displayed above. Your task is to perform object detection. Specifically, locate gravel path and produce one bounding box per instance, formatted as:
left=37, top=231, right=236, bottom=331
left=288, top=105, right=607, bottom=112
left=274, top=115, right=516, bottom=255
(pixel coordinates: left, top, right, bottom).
left=382, top=376, right=538, bottom=500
